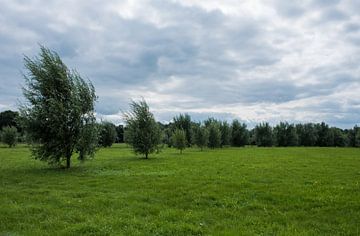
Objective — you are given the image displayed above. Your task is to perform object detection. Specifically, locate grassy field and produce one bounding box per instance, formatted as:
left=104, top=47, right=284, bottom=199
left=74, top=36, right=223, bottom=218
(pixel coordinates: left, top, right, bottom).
left=0, top=144, right=359, bottom=235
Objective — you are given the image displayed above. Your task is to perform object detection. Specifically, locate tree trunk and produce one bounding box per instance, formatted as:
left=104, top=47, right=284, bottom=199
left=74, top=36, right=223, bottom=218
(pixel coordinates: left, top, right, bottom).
left=66, top=155, right=71, bottom=168
left=145, top=152, right=148, bottom=159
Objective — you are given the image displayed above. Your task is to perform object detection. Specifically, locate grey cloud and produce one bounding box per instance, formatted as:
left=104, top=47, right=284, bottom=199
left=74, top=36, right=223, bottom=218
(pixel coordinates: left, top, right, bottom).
left=0, top=0, right=359, bottom=128
left=320, top=8, right=348, bottom=22
left=311, top=0, right=340, bottom=7
left=272, top=1, right=306, bottom=18
left=344, top=23, right=360, bottom=33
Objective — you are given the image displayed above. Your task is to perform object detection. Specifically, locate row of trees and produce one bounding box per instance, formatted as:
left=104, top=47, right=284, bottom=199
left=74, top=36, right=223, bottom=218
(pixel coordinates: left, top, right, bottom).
left=162, top=117, right=360, bottom=152
left=4, top=106, right=358, bottom=150
left=3, top=46, right=358, bottom=168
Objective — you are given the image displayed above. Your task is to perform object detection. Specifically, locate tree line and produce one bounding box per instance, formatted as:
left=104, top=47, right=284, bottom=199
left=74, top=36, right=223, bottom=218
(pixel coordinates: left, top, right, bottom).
left=0, top=46, right=359, bottom=168
left=161, top=118, right=360, bottom=149
left=3, top=109, right=359, bottom=150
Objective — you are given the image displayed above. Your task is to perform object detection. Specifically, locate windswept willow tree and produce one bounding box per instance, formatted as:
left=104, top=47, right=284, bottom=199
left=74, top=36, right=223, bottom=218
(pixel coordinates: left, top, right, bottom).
left=124, top=99, right=161, bottom=159
left=20, top=46, right=98, bottom=168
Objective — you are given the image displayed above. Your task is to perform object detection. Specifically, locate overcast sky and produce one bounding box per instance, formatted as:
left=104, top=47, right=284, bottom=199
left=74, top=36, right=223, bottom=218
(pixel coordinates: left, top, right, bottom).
left=0, top=0, right=359, bottom=127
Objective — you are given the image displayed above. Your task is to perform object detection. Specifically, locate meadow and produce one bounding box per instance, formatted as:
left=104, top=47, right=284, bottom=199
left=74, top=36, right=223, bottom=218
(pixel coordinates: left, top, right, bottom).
left=0, top=144, right=359, bottom=235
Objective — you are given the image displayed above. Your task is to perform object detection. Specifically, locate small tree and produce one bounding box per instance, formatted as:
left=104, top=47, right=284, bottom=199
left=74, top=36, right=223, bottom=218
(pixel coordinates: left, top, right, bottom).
left=20, top=46, right=97, bottom=168
left=172, top=129, right=187, bottom=154
left=99, top=122, right=117, bottom=147
left=1, top=126, right=18, bottom=147
left=194, top=125, right=209, bottom=151
left=124, top=99, right=161, bottom=159
left=208, top=123, right=221, bottom=148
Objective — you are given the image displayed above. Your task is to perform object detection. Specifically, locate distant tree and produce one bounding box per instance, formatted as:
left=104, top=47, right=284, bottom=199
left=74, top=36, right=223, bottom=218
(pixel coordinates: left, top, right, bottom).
left=347, top=125, right=360, bottom=147
left=219, top=121, right=231, bottom=147
left=190, top=122, right=200, bottom=146
left=194, top=125, right=209, bottom=151
left=274, top=122, right=287, bottom=146
left=204, top=118, right=219, bottom=128
left=207, top=122, right=221, bottom=148
left=20, top=46, right=97, bottom=168
left=0, top=110, right=20, bottom=131
left=1, top=126, right=18, bottom=147
left=286, top=124, right=298, bottom=146
left=255, top=122, right=273, bottom=147
left=99, top=122, right=117, bottom=147
left=315, top=122, right=334, bottom=147
left=172, top=129, right=187, bottom=154
left=124, top=99, right=161, bottom=159
left=332, top=127, right=347, bottom=147
left=274, top=122, right=298, bottom=146
left=355, top=126, right=360, bottom=147
left=115, top=125, right=124, bottom=143
left=163, top=126, right=173, bottom=147
left=76, top=118, right=99, bottom=161
left=173, top=114, right=192, bottom=146
left=248, top=128, right=257, bottom=145
left=231, top=120, right=249, bottom=147
left=297, top=123, right=318, bottom=146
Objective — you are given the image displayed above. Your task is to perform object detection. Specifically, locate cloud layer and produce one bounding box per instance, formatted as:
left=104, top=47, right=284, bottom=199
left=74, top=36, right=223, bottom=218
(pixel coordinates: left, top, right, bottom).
left=0, top=0, right=359, bottom=127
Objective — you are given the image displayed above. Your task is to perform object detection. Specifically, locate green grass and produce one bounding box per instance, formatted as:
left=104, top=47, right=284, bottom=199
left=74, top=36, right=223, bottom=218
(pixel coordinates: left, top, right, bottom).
left=0, top=144, right=360, bottom=235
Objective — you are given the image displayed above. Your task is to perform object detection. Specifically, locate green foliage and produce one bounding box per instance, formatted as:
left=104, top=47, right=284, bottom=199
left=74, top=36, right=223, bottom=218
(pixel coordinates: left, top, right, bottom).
left=124, top=99, right=161, bottom=159
left=219, top=121, right=231, bottom=147
left=355, top=126, right=360, bottom=147
left=296, top=123, right=318, bottom=146
left=19, top=46, right=97, bottom=168
left=115, top=125, right=124, bottom=143
left=332, top=127, right=348, bottom=147
left=76, top=118, right=99, bottom=161
left=255, top=122, right=273, bottom=147
left=231, top=120, right=249, bottom=147
left=0, top=110, right=20, bottom=131
left=193, top=125, right=209, bottom=150
left=99, top=122, right=117, bottom=147
left=348, top=125, right=360, bottom=147
left=1, top=126, right=18, bottom=147
left=315, top=122, right=334, bottom=147
left=274, top=122, right=298, bottom=147
left=173, top=114, right=192, bottom=146
left=1, top=145, right=360, bottom=235
left=162, top=126, right=173, bottom=147
left=172, top=129, right=187, bottom=154
left=207, top=122, right=221, bottom=149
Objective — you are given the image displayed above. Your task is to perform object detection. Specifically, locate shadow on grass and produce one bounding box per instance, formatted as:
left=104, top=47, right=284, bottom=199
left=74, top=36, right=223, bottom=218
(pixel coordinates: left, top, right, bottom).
left=118, top=155, right=166, bottom=163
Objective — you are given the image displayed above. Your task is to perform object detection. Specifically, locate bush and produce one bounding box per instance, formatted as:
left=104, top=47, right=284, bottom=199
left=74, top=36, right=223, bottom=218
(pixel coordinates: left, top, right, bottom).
left=1, top=126, right=18, bottom=147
